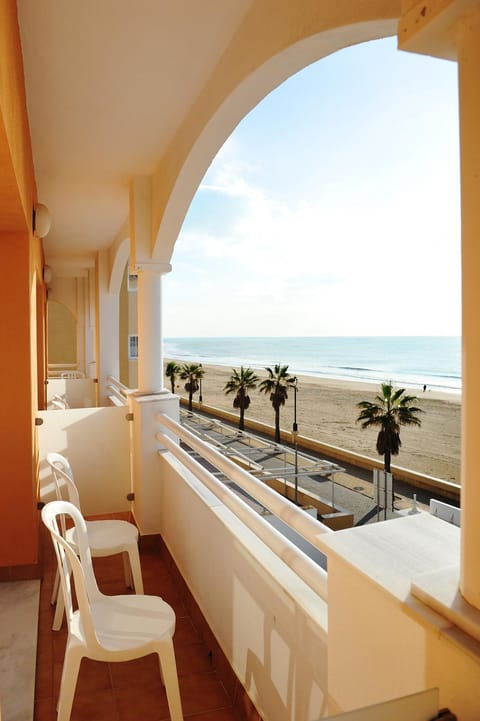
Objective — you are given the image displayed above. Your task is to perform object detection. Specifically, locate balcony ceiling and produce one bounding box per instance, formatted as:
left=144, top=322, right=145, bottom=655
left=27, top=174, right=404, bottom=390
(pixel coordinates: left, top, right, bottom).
left=17, top=0, right=253, bottom=269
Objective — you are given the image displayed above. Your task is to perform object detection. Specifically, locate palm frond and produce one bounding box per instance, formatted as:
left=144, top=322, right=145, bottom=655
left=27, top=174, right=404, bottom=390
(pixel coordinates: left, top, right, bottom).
left=357, top=381, right=423, bottom=465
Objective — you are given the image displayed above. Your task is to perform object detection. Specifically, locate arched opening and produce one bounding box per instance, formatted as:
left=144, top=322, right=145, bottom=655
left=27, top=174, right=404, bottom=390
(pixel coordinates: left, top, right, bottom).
left=162, top=37, right=461, bottom=485
left=151, top=13, right=401, bottom=261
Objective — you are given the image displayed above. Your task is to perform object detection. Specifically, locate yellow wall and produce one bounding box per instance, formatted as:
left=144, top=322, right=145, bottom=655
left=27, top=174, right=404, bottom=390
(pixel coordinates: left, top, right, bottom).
left=47, top=300, right=77, bottom=364
left=0, top=1, right=41, bottom=568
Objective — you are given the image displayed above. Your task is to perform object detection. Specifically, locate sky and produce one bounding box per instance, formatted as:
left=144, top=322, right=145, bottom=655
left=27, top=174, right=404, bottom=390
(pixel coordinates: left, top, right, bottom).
left=163, top=37, right=461, bottom=338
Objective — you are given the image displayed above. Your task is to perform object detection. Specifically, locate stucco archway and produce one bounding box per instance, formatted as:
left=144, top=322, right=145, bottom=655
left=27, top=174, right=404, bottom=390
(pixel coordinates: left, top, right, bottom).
left=151, top=2, right=401, bottom=262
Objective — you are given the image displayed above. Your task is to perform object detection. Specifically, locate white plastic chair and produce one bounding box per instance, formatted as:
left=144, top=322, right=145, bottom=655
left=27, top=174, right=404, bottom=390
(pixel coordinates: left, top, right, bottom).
left=42, top=500, right=183, bottom=721
left=49, top=394, right=70, bottom=410
left=46, top=452, right=144, bottom=630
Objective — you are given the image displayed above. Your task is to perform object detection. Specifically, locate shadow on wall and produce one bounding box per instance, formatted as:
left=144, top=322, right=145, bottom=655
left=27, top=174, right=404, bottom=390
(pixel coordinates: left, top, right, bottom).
left=37, top=406, right=131, bottom=516
left=159, top=452, right=328, bottom=721
left=46, top=378, right=97, bottom=409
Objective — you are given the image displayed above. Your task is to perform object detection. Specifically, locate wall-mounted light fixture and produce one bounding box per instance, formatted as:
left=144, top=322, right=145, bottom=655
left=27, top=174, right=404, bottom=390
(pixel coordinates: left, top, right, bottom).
left=33, top=203, right=52, bottom=238
left=43, top=265, right=53, bottom=284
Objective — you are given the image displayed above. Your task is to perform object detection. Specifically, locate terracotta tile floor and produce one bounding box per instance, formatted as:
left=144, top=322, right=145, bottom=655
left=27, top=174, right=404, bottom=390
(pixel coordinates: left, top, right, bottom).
left=34, top=516, right=245, bottom=721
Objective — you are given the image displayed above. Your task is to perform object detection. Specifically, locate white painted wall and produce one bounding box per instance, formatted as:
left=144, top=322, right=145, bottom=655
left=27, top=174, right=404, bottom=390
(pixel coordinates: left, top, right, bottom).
left=319, top=515, right=480, bottom=720
left=37, top=406, right=131, bottom=515
left=158, top=451, right=329, bottom=721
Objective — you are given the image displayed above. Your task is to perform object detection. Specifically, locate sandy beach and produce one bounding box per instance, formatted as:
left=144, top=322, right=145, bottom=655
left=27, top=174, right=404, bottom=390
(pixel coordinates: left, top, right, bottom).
left=170, top=362, right=461, bottom=484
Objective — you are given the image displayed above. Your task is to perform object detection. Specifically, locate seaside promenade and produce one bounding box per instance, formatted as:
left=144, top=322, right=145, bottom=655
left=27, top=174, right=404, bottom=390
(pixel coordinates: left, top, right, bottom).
left=170, top=360, right=462, bottom=487
left=179, top=406, right=454, bottom=527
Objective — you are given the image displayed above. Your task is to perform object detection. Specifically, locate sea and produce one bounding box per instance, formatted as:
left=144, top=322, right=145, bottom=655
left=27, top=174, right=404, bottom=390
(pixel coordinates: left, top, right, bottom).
left=164, top=336, right=461, bottom=394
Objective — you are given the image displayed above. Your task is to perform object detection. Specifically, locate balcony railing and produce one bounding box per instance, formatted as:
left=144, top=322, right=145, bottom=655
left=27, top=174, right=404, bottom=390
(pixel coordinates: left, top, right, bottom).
left=156, top=412, right=330, bottom=600
left=105, top=375, right=130, bottom=406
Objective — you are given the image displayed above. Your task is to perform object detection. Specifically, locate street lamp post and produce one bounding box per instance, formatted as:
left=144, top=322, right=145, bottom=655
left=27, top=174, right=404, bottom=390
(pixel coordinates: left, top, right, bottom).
left=292, top=378, right=299, bottom=505
left=293, top=378, right=298, bottom=434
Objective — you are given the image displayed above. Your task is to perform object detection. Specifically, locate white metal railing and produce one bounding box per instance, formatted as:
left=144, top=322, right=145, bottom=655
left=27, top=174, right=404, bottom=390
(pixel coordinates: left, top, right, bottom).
left=106, top=375, right=130, bottom=406
left=48, top=363, right=81, bottom=378
left=430, top=498, right=461, bottom=527
left=156, top=412, right=330, bottom=600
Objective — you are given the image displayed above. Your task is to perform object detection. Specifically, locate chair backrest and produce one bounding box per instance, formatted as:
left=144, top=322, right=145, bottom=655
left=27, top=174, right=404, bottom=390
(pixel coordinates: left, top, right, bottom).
left=60, top=370, right=85, bottom=378
left=41, top=500, right=102, bottom=648
left=50, top=394, right=70, bottom=410
left=46, top=452, right=82, bottom=510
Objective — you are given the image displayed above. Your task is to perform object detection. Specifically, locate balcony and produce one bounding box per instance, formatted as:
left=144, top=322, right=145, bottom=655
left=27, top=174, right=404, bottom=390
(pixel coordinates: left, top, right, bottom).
left=33, top=517, right=254, bottom=721
left=2, top=380, right=468, bottom=720
left=31, top=383, right=330, bottom=721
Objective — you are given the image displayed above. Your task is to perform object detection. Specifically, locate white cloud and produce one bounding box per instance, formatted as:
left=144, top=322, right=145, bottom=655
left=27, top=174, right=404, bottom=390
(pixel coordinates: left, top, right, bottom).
left=166, top=154, right=460, bottom=337
left=165, top=41, right=461, bottom=339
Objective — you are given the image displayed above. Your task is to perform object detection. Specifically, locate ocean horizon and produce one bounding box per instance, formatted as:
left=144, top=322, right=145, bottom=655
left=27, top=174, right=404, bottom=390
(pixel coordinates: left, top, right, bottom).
left=164, top=336, right=461, bottom=394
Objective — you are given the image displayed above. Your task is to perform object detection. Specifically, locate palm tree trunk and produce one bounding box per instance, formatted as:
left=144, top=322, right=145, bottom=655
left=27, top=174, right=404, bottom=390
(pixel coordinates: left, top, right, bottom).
left=384, top=449, right=391, bottom=473
left=384, top=450, right=395, bottom=512
left=188, top=390, right=193, bottom=412
left=274, top=406, right=280, bottom=443
left=239, top=406, right=245, bottom=431
left=170, top=379, right=175, bottom=393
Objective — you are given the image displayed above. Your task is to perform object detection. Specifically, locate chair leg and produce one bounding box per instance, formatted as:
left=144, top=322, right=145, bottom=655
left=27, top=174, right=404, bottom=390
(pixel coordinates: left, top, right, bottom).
left=52, top=585, right=65, bottom=631
left=51, top=568, right=60, bottom=606
left=57, top=644, right=82, bottom=721
left=122, top=551, right=133, bottom=589
left=126, top=545, right=144, bottom=594
left=158, top=640, right=183, bottom=721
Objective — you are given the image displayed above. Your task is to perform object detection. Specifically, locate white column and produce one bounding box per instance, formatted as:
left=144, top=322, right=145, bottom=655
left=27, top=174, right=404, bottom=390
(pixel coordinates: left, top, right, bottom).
left=131, top=262, right=178, bottom=536
left=457, top=8, right=480, bottom=609
left=136, top=263, right=171, bottom=394
left=96, top=250, right=120, bottom=404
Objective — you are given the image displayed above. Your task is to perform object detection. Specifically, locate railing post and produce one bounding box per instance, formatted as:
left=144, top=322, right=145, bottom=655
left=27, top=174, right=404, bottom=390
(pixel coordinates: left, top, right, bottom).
left=128, top=392, right=179, bottom=535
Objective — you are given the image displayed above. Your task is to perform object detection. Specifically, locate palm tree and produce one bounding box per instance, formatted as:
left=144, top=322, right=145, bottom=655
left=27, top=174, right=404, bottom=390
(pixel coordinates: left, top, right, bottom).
left=165, top=361, right=180, bottom=394
left=224, top=366, right=260, bottom=431
left=259, top=363, right=297, bottom=443
left=179, top=363, right=204, bottom=412
left=356, top=382, right=423, bottom=474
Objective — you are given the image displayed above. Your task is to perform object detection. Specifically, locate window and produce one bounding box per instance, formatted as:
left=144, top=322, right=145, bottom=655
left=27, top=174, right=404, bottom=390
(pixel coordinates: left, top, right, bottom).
left=128, top=334, right=138, bottom=360
left=127, top=273, right=138, bottom=291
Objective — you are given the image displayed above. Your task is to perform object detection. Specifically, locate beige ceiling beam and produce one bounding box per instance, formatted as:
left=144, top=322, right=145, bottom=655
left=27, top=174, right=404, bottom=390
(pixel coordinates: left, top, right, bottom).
left=398, top=0, right=480, bottom=59
left=46, top=255, right=95, bottom=278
